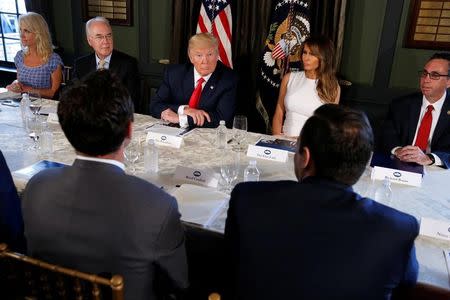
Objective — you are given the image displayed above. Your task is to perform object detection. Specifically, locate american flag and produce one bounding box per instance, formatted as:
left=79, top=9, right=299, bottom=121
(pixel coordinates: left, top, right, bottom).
left=272, top=39, right=288, bottom=60
left=196, top=0, right=233, bottom=68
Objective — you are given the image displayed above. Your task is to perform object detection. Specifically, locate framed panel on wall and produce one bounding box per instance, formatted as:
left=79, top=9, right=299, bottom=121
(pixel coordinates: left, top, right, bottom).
left=82, top=0, right=133, bottom=26
left=406, top=0, right=450, bottom=50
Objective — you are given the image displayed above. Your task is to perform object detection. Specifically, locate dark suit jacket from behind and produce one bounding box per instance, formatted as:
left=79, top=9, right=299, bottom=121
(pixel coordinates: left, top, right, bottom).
left=150, top=61, right=238, bottom=128
left=0, top=150, right=25, bottom=252
left=22, top=159, right=188, bottom=300
left=380, top=90, right=450, bottom=168
left=73, top=50, right=141, bottom=111
left=225, top=177, right=419, bottom=300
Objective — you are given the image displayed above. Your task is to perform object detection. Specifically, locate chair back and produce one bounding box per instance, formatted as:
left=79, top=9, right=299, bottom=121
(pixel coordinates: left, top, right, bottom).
left=0, top=243, right=124, bottom=300
left=62, top=65, right=73, bottom=85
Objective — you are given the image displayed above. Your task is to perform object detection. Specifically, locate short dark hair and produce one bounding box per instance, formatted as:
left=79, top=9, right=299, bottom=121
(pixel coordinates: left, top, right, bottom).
left=58, top=70, right=134, bottom=156
left=299, top=104, right=374, bottom=185
left=428, top=52, right=450, bottom=74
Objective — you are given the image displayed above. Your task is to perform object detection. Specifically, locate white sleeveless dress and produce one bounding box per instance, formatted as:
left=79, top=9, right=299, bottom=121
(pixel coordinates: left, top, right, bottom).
left=282, top=71, right=323, bottom=137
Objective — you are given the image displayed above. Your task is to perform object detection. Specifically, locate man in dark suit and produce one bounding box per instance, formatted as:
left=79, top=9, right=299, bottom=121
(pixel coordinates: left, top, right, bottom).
left=0, top=150, right=25, bottom=252
left=150, top=33, right=238, bottom=128
left=73, top=17, right=141, bottom=112
left=381, top=52, right=450, bottom=168
left=225, top=104, right=419, bottom=300
left=22, top=70, right=188, bottom=300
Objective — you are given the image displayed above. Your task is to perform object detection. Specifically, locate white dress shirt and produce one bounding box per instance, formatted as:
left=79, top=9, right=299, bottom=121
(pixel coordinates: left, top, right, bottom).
left=76, top=154, right=125, bottom=170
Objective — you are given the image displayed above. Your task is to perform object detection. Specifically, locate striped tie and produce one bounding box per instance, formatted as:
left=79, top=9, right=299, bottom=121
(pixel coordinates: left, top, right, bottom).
left=98, top=59, right=106, bottom=70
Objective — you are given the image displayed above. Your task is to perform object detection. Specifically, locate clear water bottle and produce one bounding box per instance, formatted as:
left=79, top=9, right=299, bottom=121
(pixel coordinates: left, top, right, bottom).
left=374, top=177, right=392, bottom=205
left=144, top=139, right=158, bottom=173
left=20, top=93, right=31, bottom=119
left=243, top=160, right=260, bottom=182
left=216, top=120, right=227, bottom=149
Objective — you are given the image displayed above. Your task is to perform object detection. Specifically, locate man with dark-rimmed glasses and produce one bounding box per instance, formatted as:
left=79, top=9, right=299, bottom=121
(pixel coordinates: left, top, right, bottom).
left=381, top=52, right=450, bottom=168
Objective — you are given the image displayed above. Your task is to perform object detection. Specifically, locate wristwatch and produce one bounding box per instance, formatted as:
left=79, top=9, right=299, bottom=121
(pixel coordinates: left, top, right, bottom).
left=426, top=154, right=435, bottom=165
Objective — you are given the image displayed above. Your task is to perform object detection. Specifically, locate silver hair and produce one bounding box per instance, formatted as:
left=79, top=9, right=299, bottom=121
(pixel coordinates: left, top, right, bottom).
left=85, top=16, right=111, bottom=37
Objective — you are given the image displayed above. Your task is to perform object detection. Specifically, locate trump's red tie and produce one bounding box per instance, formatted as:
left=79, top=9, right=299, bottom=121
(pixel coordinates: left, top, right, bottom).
left=188, top=77, right=205, bottom=108
left=414, top=105, right=434, bottom=151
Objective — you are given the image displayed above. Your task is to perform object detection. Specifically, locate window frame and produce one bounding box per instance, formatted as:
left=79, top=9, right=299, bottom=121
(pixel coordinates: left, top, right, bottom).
left=0, top=0, right=25, bottom=68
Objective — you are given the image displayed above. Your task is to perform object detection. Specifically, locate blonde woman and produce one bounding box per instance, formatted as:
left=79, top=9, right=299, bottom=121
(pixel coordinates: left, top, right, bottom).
left=6, top=12, right=63, bottom=99
left=272, top=36, right=340, bottom=137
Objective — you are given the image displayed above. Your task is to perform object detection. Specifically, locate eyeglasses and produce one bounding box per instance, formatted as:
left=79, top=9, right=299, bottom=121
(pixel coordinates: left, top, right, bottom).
left=91, top=33, right=113, bottom=42
left=419, top=70, right=449, bottom=80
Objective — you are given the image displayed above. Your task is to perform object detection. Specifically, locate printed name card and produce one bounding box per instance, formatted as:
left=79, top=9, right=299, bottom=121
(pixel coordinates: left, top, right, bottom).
left=47, top=113, right=59, bottom=124
left=246, top=144, right=288, bottom=163
left=146, top=131, right=183, bottom=148
left=174, top=165, right=219, bottom=188
left=371, top=166, right=422, bottom=187
left=420, top=217, right=450, bottom=241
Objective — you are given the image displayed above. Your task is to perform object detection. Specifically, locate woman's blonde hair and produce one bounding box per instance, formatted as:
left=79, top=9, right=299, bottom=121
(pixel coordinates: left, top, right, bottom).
left=19, top=12, right=53, bottom=63
left=302, top=36, right=339, bottom=104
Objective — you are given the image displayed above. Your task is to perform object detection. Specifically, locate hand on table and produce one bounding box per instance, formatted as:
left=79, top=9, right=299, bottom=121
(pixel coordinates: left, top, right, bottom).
left=161, top=108, right=180, bottom=124
left=394, top=145, right=432, bottom=165
left=6, top=81, right=23, bottom=93
left=183, top=107, right=211, bottom=126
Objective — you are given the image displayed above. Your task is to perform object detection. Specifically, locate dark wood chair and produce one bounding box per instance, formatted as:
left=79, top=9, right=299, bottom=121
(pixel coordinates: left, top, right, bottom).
left=0, top=243, right=124, bottom=300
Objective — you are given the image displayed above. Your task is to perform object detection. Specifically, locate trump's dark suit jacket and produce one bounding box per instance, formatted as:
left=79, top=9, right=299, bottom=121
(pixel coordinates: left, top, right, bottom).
left=0, top=150, right=25, bottom=252
left=150, top=61, right=238, bottom=128
left=73, top=50, right=141, bottom=111
left=225, top=177, right=419, bottom=300
left=22, top=159, right=188, bottom=300
left=380, top=90, right=450, bottom=168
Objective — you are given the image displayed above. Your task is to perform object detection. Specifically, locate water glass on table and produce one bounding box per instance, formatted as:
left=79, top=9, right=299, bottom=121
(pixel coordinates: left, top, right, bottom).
left=28, top=92, right=42, bottom=115
left=232, top=115, right=248, bottom=152
left=220, top=151, right=240, bottom=194
left=124, top=139, right=140, bottom=174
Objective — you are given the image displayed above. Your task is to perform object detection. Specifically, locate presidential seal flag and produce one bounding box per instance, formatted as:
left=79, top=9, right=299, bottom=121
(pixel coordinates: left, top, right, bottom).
left=258, top=0, right=311, bottom=132
left=196, top=0, right=233, bottom=68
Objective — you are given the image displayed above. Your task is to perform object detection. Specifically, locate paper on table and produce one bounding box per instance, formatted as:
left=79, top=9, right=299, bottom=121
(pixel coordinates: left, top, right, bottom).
left=171, top=184, right=229, bottom=227
left=147, top=123, right=191, bottom=136
left=39, top=105, right=57, bottom=115
left=420, top=217, right=450, bottom=241
left=0, top=89, right=21, bottom=100
left=13, top=160, right=67, bottom=180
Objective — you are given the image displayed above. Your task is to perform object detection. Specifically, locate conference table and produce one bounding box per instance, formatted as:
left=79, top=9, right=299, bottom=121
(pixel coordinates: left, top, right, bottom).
left=1, top=99, right=450, bottom=295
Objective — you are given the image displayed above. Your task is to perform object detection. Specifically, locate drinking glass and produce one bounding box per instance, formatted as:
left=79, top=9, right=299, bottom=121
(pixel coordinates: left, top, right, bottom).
left=25, top=115, right=42, bottom=150
left=220, top=151, right=240, bottom=194
left=232, top=115, right=248, bottom=152
left=28, top=92, right=42, bottom=115
left=124, top=139, right=140, bottom=174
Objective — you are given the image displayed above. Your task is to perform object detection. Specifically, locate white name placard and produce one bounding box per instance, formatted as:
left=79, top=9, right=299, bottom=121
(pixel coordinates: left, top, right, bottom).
left=371, top=166, right=422, bottom=187
left=47, top=113, right=59, bottom=124
left=147, top=131, right=183, bottom=148
left=420, top=217, right=450, bottom=241
left=246, top=144, right=288, bottom=163
left=174, top=165, right=219, bottom=188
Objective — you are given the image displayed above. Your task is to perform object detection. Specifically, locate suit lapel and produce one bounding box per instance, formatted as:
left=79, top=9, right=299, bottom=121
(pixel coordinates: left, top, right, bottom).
left=199, top=63, right=221, bottom=108
left=407, top=95, right=422, bottom=144
left=183, top=66, right=195, bottom=104
left=108, top=50, right=117, bottom=71
left=431, top=91, right=450, bottom=148
left=88, top=54, right=97, bottom=74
